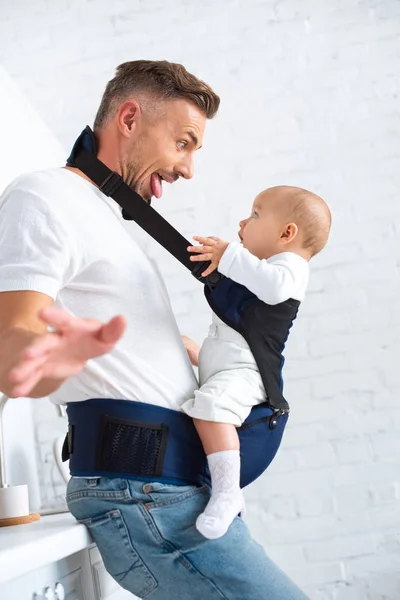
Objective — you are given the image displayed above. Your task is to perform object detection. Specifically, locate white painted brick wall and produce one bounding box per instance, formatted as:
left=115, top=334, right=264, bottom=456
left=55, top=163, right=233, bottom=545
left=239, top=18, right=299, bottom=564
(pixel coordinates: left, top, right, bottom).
left=1, top=0, right=400, bottom=597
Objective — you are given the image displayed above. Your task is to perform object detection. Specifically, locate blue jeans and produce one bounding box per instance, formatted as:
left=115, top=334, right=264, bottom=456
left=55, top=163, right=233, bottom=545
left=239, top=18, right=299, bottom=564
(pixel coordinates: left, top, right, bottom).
left=66, top=477, right=309, bottom=600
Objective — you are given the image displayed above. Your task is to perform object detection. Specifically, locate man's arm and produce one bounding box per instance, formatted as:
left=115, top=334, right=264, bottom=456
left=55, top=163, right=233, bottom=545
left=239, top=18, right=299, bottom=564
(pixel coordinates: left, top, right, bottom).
left=0, top=290, right=127, bottom=398
left=0, top=290, right=62, bottom=397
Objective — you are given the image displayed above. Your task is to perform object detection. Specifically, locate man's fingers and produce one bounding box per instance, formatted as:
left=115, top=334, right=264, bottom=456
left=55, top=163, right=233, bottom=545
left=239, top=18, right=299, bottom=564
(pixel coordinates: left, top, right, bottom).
left=24, top=333, right=60, bottom=359
left=10, top=368, right=44, bottom=398
left=38, top=307, right=72, bottom=330
left=97, top=315, right=127, bottom=345
left=9, top=355, right=48, bottom=383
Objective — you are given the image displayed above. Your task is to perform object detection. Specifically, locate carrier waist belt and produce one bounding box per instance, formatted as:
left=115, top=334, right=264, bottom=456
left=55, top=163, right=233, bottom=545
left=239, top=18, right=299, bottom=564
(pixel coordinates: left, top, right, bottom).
left=65, top=398, right=288, bottom=488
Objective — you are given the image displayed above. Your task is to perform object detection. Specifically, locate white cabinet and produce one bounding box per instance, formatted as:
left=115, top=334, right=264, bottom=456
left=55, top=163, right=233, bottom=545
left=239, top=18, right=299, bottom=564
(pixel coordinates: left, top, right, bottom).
left=89, top=546, right=134, bottom=600
left=0, top=514, right=139, bottom=600
left=55, top=568, right=86, bottom=600
left=0, top=544, right=137, bottom=600
left=0, top=549, right=89, bottom=600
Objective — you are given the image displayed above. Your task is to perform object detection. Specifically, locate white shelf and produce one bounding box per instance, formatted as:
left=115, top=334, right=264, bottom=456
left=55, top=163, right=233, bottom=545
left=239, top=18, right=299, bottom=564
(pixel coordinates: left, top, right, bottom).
left=0, top=512, right=92, bottom=584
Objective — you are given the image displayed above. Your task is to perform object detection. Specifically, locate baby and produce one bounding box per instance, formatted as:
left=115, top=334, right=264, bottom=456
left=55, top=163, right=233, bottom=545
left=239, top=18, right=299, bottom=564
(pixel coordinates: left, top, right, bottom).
left=182, top=185, right=331, bottom=539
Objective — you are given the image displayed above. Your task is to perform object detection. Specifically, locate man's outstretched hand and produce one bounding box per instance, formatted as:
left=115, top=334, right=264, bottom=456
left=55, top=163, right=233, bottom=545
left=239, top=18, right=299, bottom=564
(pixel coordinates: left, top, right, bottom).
left=7, top=306, right=127, bottom=397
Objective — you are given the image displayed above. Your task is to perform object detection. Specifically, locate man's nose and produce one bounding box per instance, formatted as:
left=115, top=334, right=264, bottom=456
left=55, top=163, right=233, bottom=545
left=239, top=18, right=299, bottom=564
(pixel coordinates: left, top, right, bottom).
left=175, top=153, right=194, bottom=180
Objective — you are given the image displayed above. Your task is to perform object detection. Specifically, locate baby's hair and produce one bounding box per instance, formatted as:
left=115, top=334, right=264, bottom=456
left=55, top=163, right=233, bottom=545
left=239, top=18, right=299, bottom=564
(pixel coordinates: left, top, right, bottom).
left=288, top=188, right=331, bottom=256
left=266, top=186, right=331, bottom=257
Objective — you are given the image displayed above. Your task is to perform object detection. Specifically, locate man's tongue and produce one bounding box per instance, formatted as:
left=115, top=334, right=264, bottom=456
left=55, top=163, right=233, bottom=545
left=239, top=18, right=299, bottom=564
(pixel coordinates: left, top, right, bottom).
left=150, top=173, right=163, bottom=199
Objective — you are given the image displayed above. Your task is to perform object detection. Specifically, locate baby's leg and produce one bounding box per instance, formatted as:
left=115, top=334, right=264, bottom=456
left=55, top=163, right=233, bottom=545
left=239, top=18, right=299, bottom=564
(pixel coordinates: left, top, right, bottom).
left=195, top=419, right=240, bottom=453
left=194, top=419, right=245, bottom=539
left=181, top=360, right=265, bottom=539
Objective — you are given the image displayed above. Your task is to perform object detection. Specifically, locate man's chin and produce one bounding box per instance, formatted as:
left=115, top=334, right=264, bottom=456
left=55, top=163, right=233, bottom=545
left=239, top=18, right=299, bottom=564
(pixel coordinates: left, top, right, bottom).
left=137, top=183, right=152, bottom=204
left=128, top=180, right=151, bottom=204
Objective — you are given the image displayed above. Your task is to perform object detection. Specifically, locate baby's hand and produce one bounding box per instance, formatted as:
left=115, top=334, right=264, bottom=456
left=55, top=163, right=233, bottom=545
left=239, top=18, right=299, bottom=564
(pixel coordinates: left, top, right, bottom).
left=187, top=236, right=230, bottom=277
left=181, top=335, right=200, bottom=366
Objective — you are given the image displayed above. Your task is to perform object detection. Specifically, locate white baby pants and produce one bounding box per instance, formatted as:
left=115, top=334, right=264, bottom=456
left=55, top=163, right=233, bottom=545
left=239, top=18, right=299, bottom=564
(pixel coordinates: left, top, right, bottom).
left=181, top=320, right=266, bottom=426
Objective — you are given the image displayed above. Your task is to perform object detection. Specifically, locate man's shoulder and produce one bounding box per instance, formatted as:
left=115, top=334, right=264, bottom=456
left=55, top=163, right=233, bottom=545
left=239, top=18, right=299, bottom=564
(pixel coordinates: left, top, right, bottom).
left=3, top=167, right=68, bottom=197
left=0, top=168, right=64, bottom=202
left=0, top=168, right=96, bottom=218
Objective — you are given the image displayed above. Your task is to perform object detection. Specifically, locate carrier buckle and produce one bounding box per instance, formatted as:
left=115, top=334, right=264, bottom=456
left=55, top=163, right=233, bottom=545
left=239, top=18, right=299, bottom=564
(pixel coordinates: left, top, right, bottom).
left=99, top=172, right=124, bottom=197
left=269, top=409, right=288, bottom=430
left=191, top=262, right=223, bottom=289
left=61, top=423, right=74, bottom=461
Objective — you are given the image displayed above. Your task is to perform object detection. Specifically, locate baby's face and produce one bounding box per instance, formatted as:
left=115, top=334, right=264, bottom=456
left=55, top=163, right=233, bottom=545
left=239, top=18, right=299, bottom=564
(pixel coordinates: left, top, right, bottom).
left=238, top=191, right=287, bottom=260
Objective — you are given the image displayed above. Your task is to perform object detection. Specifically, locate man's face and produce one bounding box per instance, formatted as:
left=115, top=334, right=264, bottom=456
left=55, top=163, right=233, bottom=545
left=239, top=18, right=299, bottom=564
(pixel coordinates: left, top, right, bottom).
left=122, top=98, right=206, bottom=202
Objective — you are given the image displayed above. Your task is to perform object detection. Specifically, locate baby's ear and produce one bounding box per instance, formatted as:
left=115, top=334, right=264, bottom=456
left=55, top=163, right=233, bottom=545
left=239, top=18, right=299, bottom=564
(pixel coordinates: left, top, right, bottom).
left=281, top=222, right=298, bottom=243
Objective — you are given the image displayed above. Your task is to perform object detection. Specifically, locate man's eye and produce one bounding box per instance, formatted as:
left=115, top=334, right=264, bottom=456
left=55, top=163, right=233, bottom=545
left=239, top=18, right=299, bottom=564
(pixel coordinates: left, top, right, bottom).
left=177, top=140, right=187, bottom=150
left=252, top=211, right=258, bottom=218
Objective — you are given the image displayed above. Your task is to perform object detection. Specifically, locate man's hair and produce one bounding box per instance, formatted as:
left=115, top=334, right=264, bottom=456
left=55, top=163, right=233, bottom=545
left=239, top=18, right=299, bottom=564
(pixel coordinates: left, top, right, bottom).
left=93, top=60, right=220, bottom=131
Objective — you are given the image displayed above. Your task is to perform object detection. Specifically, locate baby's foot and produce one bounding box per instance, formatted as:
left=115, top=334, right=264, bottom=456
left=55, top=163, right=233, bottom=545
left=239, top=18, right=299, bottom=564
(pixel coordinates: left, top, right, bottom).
left=196, top=489, right=245, bottom=539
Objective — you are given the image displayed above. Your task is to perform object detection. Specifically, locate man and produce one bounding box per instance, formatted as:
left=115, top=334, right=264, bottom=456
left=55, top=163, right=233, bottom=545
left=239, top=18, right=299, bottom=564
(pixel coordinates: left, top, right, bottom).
left=0, top=60, right=308, bottom=599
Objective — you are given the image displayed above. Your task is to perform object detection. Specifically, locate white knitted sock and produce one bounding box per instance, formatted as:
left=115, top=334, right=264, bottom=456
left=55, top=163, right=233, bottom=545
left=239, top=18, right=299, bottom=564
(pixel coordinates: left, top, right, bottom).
left=196, top=450, right=245, bottom=539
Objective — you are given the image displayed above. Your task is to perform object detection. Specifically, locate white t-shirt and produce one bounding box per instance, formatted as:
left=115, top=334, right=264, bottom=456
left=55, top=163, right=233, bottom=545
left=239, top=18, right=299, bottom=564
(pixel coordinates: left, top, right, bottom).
left=0, top=168, right=198, bottom=408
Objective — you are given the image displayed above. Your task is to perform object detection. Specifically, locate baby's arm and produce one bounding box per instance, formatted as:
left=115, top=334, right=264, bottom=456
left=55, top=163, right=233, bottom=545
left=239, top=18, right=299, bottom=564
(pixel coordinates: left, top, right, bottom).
left=188, top=237, right=307, bottom=304
left=218, top=242, right=305, bottom=305
left=181, top=335, right=200, bottom=366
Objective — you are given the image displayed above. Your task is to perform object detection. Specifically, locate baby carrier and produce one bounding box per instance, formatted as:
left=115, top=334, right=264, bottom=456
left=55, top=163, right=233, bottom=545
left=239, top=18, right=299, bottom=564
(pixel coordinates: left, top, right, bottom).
left=62, top=127, right=300, bottom=488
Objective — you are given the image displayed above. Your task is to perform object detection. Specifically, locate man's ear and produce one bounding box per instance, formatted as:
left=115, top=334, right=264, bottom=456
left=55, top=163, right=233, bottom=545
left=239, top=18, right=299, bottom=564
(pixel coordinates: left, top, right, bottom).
left=117, top=100, right=141, bottom=137
left=281, top=222, right=298, bottom=244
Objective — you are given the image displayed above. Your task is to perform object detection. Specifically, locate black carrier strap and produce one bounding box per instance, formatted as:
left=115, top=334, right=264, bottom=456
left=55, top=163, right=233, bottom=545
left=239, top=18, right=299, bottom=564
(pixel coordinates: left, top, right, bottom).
left=66, top=126, right=290, bottom=416
left=67, top=126, right=221, bottom=289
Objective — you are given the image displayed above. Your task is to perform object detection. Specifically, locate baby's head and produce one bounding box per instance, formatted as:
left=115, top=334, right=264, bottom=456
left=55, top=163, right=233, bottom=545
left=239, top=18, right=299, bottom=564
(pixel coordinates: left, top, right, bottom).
left=238, top=186, right=331, bottom=261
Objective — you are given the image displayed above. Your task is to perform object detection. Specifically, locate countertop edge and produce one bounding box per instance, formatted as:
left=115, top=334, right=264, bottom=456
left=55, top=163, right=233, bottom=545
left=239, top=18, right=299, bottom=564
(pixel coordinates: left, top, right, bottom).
left=0, top=513, right=93, bottom=584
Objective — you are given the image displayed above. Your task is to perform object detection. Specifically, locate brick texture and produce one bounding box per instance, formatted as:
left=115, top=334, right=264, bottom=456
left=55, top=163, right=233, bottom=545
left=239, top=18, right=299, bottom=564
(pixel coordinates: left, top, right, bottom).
left=1, top=0, right=400, bottom=597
